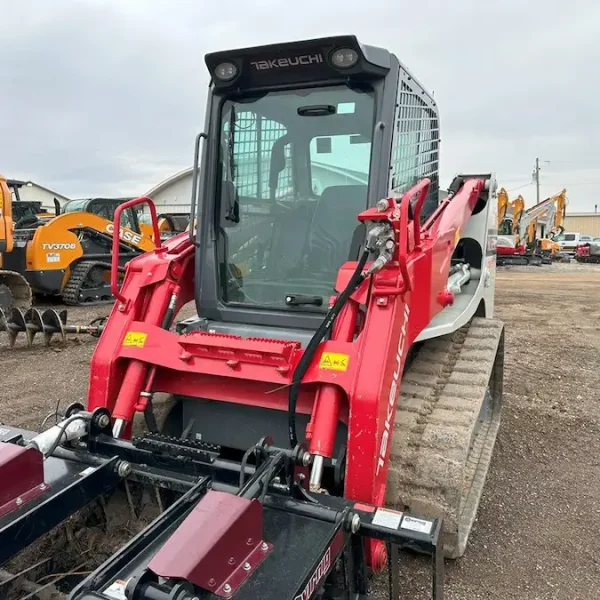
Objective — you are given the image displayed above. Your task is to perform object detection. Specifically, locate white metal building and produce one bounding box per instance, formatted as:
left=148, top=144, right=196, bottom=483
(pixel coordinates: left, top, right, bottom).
left=562, top=213, right=600, bottom=237
left=146, top=167, right=449, bottom=213
left=145, top=168, right=194, bottom=213
left=13, top=180, right=71, bottom=211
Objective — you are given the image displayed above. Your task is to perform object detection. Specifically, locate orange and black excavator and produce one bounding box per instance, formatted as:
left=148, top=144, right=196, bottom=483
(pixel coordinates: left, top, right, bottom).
left=531, top=189, right=567, bottom=259
left=0, top=175, right=33, bottom=311
left=496, top=188, right=529, bottom=264
left=497, top=189, right=567, bottom=265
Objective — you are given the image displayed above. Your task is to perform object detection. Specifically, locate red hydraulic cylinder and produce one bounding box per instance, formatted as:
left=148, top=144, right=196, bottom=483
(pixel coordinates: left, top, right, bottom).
left=308, top=300, right=359, bottom=461
left=308, top=384, right=343, bottom=458
left=111, top=282, right=174, bottom=436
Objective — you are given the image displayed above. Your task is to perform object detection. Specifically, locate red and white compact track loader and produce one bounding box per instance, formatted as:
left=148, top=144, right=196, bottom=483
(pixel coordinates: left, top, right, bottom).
left=0, top=35, right=503, bottom=600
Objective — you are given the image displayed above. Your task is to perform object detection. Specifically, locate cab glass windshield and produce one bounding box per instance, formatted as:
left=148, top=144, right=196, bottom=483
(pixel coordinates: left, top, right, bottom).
left=62, top=199, right=89, bottom=213
left=216, top=84, right=375, bottom=309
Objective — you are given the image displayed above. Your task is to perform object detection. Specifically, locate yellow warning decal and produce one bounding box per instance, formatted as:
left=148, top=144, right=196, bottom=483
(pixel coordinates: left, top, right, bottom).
left=122, top=332, right=147, bottom=348
left=319, top=352, right=350, bottom=372
left=455, top=228, right=461, bottom=247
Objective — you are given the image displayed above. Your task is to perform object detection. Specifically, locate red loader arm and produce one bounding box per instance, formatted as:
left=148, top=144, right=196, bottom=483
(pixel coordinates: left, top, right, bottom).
left=88, top=177, right=487, bottom=566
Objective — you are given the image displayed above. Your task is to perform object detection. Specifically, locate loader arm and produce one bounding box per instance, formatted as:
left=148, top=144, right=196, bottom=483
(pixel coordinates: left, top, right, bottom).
left=88, top=178, right=487, bottom=421
left=28, top=211, right=156, bottom=266
left=88, top=176, right=490, bottom=564
left=0, top=176, right=33, bottom=312
left=0, top=175, right=14, bottom=254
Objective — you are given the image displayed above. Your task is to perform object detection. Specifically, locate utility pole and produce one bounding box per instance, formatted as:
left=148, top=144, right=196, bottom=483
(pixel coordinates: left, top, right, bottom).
left=533, top=157, right=540, bottom=204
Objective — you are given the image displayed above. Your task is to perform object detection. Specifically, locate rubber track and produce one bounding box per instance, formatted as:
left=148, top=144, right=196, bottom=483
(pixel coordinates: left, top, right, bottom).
left=386, top=317, right=504, bottom=558
left=62, top=260, right=113, bottom=306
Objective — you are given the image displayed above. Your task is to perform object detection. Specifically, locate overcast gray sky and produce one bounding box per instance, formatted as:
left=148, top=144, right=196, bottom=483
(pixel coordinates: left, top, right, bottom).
left=1, top=0, right=599, bottom=211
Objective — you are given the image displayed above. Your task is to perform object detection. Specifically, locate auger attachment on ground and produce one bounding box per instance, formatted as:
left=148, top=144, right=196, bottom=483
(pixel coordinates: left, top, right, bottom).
left=0, top=307, right=105, bottom=348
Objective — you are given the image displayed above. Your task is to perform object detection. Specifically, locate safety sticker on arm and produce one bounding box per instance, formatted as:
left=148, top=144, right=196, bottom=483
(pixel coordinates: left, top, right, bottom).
left=319, top=352, right=349, bottom=371
left=372, top=508, right=403, bottom=529
left=122, top=332, right=147, bottom=348
left=103, top=579, right=128, bottom=600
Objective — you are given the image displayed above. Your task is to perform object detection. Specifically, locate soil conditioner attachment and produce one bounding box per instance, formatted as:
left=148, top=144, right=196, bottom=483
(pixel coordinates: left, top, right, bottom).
left=0, top=410, right=443, bottom=600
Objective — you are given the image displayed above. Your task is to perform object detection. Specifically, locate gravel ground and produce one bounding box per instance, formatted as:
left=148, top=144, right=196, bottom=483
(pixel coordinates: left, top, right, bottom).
left=1, top=264, right=599, bottom=598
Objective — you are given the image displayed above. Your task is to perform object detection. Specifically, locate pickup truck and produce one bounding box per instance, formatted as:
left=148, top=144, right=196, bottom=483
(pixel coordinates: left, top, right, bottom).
left=555, top=232, right=593, bottom=254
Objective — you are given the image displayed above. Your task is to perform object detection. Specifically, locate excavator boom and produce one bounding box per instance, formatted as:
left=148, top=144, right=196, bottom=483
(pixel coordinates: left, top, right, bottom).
left=497, top=189, right=568, bottom=265
left=497, top=187, right=509, bottom=229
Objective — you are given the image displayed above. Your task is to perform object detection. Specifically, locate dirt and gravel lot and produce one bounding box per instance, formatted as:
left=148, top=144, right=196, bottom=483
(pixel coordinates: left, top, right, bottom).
left=1, top=264, right=599, bottom=598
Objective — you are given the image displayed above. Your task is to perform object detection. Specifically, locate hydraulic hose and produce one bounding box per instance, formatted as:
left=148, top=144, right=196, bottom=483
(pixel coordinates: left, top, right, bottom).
left=27, top=413, right=89, bottom=459
left=288, top=248, right=370, bottom=448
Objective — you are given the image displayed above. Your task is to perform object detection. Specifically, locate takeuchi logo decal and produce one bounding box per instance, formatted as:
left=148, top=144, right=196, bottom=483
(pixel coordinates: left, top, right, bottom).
left=377, top=304, right=410, bottom=476
left=251, top=54, right=323, bottom=71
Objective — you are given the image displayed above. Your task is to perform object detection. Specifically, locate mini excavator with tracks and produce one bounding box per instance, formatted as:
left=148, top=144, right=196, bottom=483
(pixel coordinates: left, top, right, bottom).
left=0, top=36, right=504, bottom=599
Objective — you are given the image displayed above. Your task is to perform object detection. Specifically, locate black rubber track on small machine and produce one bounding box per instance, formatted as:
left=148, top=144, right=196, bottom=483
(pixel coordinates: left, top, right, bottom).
left=62, top=260, right=115, bottom=306
left=386, top=317, right=504, bottom=558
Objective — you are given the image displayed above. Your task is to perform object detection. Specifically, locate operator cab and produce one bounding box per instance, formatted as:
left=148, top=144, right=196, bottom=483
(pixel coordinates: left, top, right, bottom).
left=62, top=197, right=141, bottom=233
left=179, top=36, right=440, bottom=451
left=192, top=35, right=440, bottom=335
left=12, top=201, right=45, bottom=226
left=6, top=179, right=55, bottom=228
